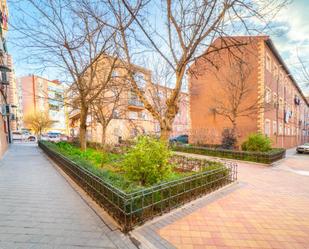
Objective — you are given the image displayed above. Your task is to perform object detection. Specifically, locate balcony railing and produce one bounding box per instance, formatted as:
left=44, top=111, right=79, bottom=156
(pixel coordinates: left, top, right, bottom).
left=128, top=99, right=144, bottom=107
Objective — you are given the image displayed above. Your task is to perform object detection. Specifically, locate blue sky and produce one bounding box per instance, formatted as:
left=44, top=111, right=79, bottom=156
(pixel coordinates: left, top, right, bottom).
left=6, top=0, right=309, bottom=95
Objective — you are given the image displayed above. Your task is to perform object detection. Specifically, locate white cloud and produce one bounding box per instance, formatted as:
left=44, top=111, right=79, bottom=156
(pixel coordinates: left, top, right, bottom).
left=270, top=0, right=309, bottom=95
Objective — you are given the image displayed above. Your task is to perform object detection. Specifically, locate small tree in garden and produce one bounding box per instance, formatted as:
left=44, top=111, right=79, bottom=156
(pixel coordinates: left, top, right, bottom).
left=241, top=133, right=272, bottom=152
left=123, top=136, right=172, bottom=186
left=221, top=128, right=237, bottom=150
left=24, top=111, right=53, bottom=137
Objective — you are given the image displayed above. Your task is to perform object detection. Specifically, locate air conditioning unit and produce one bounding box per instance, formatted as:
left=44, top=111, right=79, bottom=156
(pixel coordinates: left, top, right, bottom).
left=1, top=104, right=10, bottom=116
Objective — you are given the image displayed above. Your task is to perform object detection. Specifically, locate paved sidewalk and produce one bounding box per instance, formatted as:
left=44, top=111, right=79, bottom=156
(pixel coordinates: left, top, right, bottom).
left=0, top=143, right=137, bottom=249
left=134, top=149, right=309, bottom=249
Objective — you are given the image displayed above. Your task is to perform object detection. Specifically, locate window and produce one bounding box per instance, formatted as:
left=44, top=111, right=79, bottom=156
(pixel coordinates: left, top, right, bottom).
left=112, top=110, right=120, bottom=118
left=265, top=119, right=271, bottom=136
left=112, top=71, right=118, bottom=77
left=154, top=123, right=160, bottom=133
left=113, top=128, right=120, bottom=136
left=266, top=54, right=271, bottom=71
left=128, top=111, right=138, bottom=120
left=273, top=64, right=278, bottom=78
left=49, top=104, right=59, bottom=111
left=0, top=71, right=7, bottom=83
left=130, top=128, right=138, bottom=137
left=273, top=93, right=278, bottom=108
left=139, top=111, right=148, bottom=120
left=134, top=72, right=146, bottom=88
left=265, top=88, right=272, bottom=103
left=279, top=122, right=283, bottom=135
left=158, top=91, right=164, bottom=99
left=273, top=121, right=277, bottom=135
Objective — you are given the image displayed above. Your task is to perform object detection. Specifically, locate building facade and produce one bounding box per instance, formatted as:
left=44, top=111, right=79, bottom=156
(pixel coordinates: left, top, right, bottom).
left=16, top=75, right=67, bottom=133
left=0, top=0, right=10, bottom=157
left=189, top=36, right=309, bottom=149
left=68, top=62, right=189, bottom=145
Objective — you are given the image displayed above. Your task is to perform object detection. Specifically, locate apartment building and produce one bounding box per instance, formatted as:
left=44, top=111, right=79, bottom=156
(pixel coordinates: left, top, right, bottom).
left=17, top=75, right=67, bottom=133
left=6, top=55, right=21, bottom=131
left=189, top=36, right=309, bottom=149
left=68, top=62, right=189, bottom=144
left=0, top=0, right=10, bottom=157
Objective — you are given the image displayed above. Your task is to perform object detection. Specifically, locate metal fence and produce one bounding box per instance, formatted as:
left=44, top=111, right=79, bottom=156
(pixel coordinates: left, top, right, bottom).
left=173, top=145, right=286, bottom=164
left=39, top=141, right=237, bottom=231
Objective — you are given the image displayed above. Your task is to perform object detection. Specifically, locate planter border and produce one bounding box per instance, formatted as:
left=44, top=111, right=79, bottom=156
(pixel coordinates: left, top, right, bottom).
left=39, top=141, right=237, bottom=231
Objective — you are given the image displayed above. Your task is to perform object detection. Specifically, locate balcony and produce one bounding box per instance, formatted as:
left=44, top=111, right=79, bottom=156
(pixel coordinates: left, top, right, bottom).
left=128, top=99, right=144, bottom=110
left=0, top=54, right=11, bottom=85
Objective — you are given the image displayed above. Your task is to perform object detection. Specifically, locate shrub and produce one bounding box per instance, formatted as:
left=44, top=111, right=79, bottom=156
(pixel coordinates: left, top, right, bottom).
left=221, top=128, right=237, bottom=149
left=241, top=133, right=272, bottom=152
left=122, top=136, right=172, bottom=186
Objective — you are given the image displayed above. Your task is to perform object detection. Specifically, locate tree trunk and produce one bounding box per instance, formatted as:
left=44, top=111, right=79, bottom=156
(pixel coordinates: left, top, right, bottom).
left=101, top=126, right=106, bottom=147
left=232, top=119, right=237, bottom=134
left=79, top=106, right=88, bottom=151
left=160, top=120, right=172, bottom=141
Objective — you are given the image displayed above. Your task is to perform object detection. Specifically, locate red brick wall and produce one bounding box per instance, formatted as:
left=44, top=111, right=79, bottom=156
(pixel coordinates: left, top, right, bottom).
left=189, top=37, right=261, bottom=146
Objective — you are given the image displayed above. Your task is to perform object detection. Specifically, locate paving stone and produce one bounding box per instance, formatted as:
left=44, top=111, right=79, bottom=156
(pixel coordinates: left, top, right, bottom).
left=0, top=143, right=138, bottom=249
left=135, top=148, right=309, bottom=248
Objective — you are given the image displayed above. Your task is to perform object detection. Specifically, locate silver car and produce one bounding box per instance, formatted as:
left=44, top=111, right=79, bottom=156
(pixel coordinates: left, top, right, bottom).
left=296, top=143, right=309, bottom=154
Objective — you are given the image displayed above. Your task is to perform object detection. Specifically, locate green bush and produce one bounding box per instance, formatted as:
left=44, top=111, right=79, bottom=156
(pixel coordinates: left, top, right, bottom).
left=122, top=136, right=172, bottom=186
left=241, top=133, right=272, bottom=152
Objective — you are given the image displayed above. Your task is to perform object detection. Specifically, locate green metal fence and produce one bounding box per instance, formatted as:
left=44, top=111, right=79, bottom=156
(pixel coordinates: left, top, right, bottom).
left=39, top=141, right=237, bottom=231
left=173, top=145, right=286, bottom=164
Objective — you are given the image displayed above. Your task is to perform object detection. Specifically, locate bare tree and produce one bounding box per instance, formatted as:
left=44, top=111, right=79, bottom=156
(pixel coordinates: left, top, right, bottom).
left=101, top=0, right=288, bottom=140
left=90, top=77, right=128, bottom=146
left=211, top=60, right=260, bottom=134
left=24, top=111, right=53, bottom=136
left=11, top=0, right=119, bottom=150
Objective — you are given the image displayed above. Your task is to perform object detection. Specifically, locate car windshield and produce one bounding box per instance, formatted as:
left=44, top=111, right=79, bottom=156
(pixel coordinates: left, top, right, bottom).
left=304, top=143, right=309, bottom=146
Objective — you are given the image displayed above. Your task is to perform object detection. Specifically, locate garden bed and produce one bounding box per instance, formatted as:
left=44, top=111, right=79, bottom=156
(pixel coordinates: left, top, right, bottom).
left=39, top=141, right=237, bottom=231
left=172, top=144, right=286, bottom=164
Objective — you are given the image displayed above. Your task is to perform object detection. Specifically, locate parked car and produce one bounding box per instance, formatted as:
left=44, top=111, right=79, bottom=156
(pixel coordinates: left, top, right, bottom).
left=169, top=134, right=188, bottom=144
left=296, top=143, right=309, bottom=154
left=27, top=135, right=37, bottom=142
left=47, top=133, right=61, bottom=142
left=12, top=131, right=36, bottom=141
left=40, top=134, right=50, bottom=141
left=12, top=131, right=23, bottom=141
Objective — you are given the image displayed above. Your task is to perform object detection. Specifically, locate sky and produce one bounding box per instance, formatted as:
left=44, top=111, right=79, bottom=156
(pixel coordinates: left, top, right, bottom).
left=6, top=0, right=309, bottom=95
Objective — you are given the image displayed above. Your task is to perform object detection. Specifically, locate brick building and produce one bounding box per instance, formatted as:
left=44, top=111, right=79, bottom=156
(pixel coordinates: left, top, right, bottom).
left=0, top=0, right=10, bottom=157
left=16, top=75, right=67, bottom=133
left=68, top=61, right=189, bottom=144
left=189, top=36, right=309, bottom=149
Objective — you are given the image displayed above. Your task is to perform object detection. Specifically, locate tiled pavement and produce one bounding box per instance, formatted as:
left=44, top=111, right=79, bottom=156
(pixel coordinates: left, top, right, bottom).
left=0, top=143, right=137, bottom=249
left=134, top=150, right=309, bottom=249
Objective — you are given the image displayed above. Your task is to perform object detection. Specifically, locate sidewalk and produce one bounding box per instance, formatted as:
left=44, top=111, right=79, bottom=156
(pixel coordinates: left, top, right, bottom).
left=134, top=150, right=309, bottom=249
left=0, top=143, right=137, bottom=249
